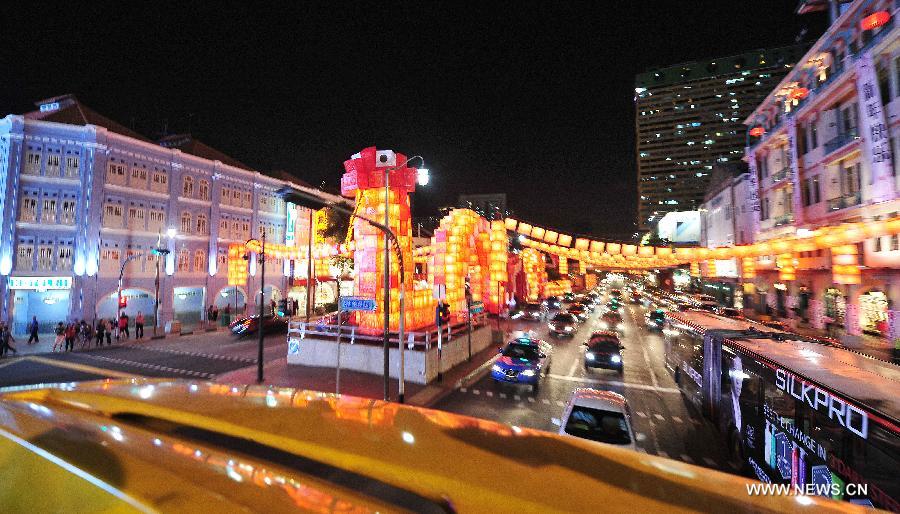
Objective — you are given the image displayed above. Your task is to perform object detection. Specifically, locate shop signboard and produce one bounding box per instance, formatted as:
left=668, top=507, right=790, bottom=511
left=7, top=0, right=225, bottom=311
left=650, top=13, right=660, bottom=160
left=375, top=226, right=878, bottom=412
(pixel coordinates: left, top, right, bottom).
left=339, top=296, right=376, bottom=312
left=8, top=276, right=72, bottom=290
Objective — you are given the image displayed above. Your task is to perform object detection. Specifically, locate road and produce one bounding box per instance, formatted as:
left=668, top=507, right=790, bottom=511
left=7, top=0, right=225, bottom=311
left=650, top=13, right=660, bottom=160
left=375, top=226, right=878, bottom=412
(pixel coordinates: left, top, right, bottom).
left=432, top=298, right=737, bottom=473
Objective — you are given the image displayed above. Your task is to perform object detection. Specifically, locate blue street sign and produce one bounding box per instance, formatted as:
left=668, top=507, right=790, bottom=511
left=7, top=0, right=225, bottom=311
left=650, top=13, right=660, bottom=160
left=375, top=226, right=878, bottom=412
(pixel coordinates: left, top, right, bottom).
left=470, top=301, right=484, bottom=314
left=340, top=296, right=377, bottom=312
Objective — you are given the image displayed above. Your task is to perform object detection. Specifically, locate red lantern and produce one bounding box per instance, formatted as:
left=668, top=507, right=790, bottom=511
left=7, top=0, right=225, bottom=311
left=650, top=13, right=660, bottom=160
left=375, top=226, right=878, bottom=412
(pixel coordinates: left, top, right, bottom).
left=789, top=87, right=809, bottom=100
left=861, top=11, right=890, bottom=31
left=749, top=126, right=765, bottom=137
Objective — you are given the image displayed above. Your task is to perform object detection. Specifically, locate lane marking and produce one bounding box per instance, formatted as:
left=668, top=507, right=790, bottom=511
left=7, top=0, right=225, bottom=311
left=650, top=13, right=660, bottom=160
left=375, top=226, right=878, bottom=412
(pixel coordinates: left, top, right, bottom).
left=486, top=391, right=493, bottom=397
left=0, top=358, right=26, bottom=370
left=25, top=356, right=140, bottom=380
left=555, top=400, right=564, bottom=407
left=545, top=373, right=679, bottom=394
left=703, top=457, right=718, bottom=467
left=499, top=393, right=507, bottom=399
left=654, top=414, right=665, bottom=421
left=641, top=343, right=660, bottom=389
left=635, top=411, right=647, bottom=418
left=460, top=387, right=467, bottom=393
left=657, top=450, right=669, bottom=459
left=472, top=389, right=480, bottom=395
left=672, top=416, right=683, bottom=424
left=541, top=399, right=550, bottom=405
left=680, top=454, right=694, bottom=463
left=527, top=397, right=535, bottom=403
left=80, top=354, right=214, bottom=379
left=513, top=394, right=521, bottom=401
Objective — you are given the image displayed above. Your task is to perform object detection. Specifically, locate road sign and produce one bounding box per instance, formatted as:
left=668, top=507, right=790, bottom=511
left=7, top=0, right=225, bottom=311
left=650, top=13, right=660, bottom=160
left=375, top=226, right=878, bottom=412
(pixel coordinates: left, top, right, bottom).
left=470, top=301, right=484, bottom=314
left=339, top=296, right=377, bottom=312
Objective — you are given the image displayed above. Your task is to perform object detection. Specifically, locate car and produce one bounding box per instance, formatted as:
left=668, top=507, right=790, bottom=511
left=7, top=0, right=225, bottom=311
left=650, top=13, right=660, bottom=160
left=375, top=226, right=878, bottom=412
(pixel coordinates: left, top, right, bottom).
left=609, top=289, right=623, bottom=299
left=599, top=311, right=624, bottom=332
left=630, top=292, right=641, bottom=304
left=548, top=312, right=579, bottom=337
left=644, top=309, right=666, bottom=331
left=512, top=302, right=548, bottom=322
left=574, top=297, right=595, bottom=312
left=229, top=314, right=288, bottom=337
left=720, top=307, right=744, bottom=320
left=585, top=291, right=601, bottom=305
left=543, top=296, right=561, bottom=310
left=605, top=300, right=621, bottom=312
left=761, top=319, right=789, bottom=331
left=491, top=337, right=553, bottom=391
left=561, top=292, right=576, bottom=304
left=553, top=389, right=637, bottom=450
left=583, top=331, right=624, bottom=374
left=568, top=303, right=589, bottom=321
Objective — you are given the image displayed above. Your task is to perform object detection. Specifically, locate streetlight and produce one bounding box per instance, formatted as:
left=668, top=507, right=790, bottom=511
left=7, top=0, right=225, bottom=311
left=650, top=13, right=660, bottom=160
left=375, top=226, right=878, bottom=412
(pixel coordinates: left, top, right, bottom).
left=275, top=185, right=406, bottom=401
left=151, top=234, right=170, bottom=338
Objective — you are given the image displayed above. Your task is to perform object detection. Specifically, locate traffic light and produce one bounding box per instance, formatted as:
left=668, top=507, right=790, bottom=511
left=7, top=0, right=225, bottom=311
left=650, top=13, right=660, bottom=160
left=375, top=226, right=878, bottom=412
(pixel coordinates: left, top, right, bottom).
left=118, top=297, right=127, bottom=309
left=436, top=303, right=451, bottom=326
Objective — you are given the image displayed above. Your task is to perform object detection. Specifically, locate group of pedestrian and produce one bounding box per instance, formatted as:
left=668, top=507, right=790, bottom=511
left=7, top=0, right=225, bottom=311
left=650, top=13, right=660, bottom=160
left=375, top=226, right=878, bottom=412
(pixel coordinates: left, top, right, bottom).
left=0, top=323, right=16, bottom=357
left=206, top=304, right=220, bottom=325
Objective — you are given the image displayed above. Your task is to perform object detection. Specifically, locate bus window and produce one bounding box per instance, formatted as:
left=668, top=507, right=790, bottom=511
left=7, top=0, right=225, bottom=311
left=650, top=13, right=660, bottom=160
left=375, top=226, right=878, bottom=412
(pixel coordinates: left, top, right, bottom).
left=763, top=379, right=795, bottom=423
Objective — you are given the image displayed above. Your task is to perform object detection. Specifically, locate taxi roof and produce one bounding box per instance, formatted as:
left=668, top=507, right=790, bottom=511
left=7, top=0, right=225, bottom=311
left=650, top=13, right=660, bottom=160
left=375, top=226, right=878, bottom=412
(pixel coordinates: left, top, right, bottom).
left=0, top=380, right=859, bottom=513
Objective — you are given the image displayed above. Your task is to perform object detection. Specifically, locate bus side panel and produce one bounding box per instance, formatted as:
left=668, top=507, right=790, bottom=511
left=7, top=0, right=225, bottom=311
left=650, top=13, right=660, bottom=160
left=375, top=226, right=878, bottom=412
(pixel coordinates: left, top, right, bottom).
left=666, top=327, right=704, bottom=414
left=702, top=333, right=722, bottom=423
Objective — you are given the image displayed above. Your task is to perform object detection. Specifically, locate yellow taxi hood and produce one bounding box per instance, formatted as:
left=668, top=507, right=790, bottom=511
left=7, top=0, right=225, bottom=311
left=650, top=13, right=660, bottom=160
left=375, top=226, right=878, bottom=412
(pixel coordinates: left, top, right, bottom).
left=0, top=379, right=862, bottom=513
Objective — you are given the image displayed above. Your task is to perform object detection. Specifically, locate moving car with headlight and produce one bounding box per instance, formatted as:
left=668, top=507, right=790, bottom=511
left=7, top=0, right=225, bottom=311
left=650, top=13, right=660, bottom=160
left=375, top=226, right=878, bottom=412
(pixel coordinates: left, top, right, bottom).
left=511, top=302, right=548, bottom=321
left=645, top=309, right=666, bottom=331
left=543, top=295, right=561, bottom=310
left=491, top=336, right=552, bottom=391
left=600, top=310, right=624, bottom=332
left=548, top=312, right=579, bottom=337
left=229, top=314, right=288, bottom=337
left=568, top=302, right=589, bottom=321
left=0, top=380, right=841, bottom=512
left=583, top=331, right=624, bottom=374
left=553, top=389, right=636, bottom=450
left=605, top=300, right=621, bottom=312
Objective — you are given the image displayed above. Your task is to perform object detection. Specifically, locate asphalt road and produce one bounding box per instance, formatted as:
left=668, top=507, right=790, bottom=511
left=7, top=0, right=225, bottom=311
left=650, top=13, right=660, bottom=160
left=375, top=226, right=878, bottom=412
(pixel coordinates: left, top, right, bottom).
left=432, top=297, right=737, bottom=474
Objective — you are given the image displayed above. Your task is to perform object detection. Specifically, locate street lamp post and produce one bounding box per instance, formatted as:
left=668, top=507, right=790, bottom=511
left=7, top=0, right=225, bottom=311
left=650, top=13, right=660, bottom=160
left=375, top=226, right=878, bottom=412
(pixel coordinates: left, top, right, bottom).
left=257, top=230, right=267, bottom=384
left=117, top=251, right=147, bottom=339
left=152, top=241, right=170, bottom=338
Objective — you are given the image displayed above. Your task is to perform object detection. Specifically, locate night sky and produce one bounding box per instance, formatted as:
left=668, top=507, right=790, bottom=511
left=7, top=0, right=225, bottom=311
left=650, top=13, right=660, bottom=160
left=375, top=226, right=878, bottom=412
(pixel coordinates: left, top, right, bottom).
left=2, top=2, right=826, bottom=239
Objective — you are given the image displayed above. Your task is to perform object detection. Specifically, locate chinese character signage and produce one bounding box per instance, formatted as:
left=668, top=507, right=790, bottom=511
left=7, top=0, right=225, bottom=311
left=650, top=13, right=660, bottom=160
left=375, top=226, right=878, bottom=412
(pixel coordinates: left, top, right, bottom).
left=787, top=118, right=804, bottom=225
left=339, top=296, right=377, bottom=312
left=746, top=148, right=761, bottom=235
left=285, top=202, right=297, bottom=247
left=8, top=276, right=72, bottom=290
left=856, top=53, right=895, bottom=203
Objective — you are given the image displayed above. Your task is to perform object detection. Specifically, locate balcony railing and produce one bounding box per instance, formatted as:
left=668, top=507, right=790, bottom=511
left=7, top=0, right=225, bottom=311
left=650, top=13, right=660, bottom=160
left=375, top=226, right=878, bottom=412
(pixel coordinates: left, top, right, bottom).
left=773, top=213, right=794, bottom=227
left=824, top=130, right=858, bottom=154
left=770, top=167, right=790, bottom=184
left=827, top=191, right=861, bottom=212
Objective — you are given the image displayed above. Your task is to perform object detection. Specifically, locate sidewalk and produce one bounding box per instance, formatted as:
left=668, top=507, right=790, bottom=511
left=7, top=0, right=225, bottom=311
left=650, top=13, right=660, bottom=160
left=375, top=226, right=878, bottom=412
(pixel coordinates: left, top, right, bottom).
left=215, top=342, right=501, bottom=407
left=744, top=313, right=899, bottom=364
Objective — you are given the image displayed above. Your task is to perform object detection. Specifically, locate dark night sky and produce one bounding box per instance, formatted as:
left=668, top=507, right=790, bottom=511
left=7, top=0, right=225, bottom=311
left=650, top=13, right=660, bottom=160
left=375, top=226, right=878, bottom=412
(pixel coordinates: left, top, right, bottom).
left=2, top=2, right=826, bottom=238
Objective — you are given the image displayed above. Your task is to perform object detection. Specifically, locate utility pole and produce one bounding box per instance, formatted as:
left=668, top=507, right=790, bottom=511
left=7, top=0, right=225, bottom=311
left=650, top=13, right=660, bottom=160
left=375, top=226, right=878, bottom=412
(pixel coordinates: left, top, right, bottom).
left=383, top=167, right=391, bottom=401
left=257, top=230, right=266, bottom=384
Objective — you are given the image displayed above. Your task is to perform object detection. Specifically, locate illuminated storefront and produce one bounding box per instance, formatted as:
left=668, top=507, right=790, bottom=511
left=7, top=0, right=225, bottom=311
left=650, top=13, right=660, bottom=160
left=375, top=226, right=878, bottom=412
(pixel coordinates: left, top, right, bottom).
left=7, top=276, right=72, bottom=336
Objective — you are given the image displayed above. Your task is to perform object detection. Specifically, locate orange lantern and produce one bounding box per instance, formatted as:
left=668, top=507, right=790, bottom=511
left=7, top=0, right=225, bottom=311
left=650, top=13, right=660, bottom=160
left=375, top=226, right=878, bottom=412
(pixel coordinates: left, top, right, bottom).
left=789, top=87, right=809, bottom=100
left=557, top=234, right=572, bottom=247
left=504, top=218, right=518, bottom=231
left=749, top=126, right=766, bottom=137
left=861, top=11, right=891, bottom=31
left=742, top=257, right=756, bottom=279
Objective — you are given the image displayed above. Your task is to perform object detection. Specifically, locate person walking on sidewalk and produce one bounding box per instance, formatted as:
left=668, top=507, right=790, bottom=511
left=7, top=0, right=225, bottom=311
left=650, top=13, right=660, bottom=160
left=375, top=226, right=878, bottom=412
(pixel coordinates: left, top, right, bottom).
left=52, top=322, right=65, bottom=352
left=64, top=322, right=76, bottom=352
left=27, top=316, right=39, bottom=345
left=105, top=319, right=113, bottom=346
left=94, top=319, right=106, bottom=347
left=135, top=311, right=145, bottom=339
left=0, top=324, right=17, bottom=357
left=118, top=312, right=129, bottom=340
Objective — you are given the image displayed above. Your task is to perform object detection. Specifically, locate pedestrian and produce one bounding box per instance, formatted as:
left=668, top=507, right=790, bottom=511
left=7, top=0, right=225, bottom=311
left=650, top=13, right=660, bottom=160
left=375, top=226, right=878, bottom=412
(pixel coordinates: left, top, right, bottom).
left=118, top=312, right=129, bottom=340
left=206, top=304, right=215, bottom=325
left=95, top=319, right=105, bottom=347
left=27, top=315, right=39, bottom=345
left=135, top=311, right=145, bottom=339
left=64, top=322, right=76, bottom=352
left=212, top=305, right=219, bottom=322
left=0, top=324, right=17, bottom=357
left=270, top=298, right=276, bottom=316
left=53, top=321, right=65, bottom=352
left=105, top=319, right=113, bottom=346
left=79, top=320, right=91, bottom=349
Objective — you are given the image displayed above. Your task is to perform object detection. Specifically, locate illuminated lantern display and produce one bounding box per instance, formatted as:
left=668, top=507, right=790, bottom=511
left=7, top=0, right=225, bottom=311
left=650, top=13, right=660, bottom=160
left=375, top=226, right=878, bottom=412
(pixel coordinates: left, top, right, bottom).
left=690, top=262, right=700, bottom=278
left=227, top=244, right=248, bottom=286
left=544, top=279, right=572, bottom=296
left=789, top=87, right=809, bottom=100
left=861, top=11, right=891, bottom=31
left=832, top=245, right=861, bottom=284
left=521, top=248, right=546, bottom=301
left=776, top=253, right=797, bottom=281
left=313, top=209, right=331, bottom=277
left=749, top=126, right=765, bottom=137
left=579, top=260, right=587, bottom=275
left=704, top=259, right=717, bottom=278
left=558, top=256, right=568, bottom=275
left=341, top=147, right=426, bottom=333
left=488, top=220, right=508, bottom=314
left=742, top=257, right=756, bottom=279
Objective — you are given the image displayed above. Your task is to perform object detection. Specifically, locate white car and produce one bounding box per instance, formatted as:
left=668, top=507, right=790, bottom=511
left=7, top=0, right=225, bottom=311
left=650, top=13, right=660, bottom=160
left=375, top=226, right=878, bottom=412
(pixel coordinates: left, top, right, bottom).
left=552, top=389, right=636, bottom=450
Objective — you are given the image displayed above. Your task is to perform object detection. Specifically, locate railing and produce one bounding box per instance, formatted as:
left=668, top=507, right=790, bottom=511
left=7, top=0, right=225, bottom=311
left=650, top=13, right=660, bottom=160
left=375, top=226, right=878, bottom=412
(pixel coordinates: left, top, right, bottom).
left=826, top=191, right=862, bottom=212
left=769, top=167, right=790, bottom=184
left=824, top=130, right=858, bottom=154
left=288, top=312, right=489, bottom=351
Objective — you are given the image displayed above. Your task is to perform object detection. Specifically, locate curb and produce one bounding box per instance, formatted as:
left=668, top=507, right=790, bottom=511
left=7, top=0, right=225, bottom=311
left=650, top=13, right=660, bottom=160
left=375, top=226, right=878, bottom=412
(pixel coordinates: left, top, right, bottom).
left=408, top=354, right=499, bottom=407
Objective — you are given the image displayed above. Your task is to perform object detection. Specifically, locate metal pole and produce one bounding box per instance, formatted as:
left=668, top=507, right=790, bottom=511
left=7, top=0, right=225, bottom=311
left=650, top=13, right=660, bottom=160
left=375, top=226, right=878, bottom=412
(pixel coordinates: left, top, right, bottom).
left=467, top=296, right=473, bottom=361
left=382, top=167, right=391, bottom=401
left=335, top=262, right=342, bottom=395
left=399, top=270, right=405, bottom=403
left=436, top=302, right=443, bottom=382
left=154, top=253, right=161, bottom=337
left=306, top=210, right=314, bottom=323
left=257, top=230, right=266, bottom=384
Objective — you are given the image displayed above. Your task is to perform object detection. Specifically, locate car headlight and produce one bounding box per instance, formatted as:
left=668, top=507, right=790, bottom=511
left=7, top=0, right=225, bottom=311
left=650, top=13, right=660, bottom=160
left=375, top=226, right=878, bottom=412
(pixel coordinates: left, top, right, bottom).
left=491, top=364, right=503, bottom=373
left=585, top=352, right=595, bottom=360
left=598, top=322, right=608, bottom=329
left=564, top=326, right=573, bottom=331
left=610, top=355, right=622, bottom=363
left=520, top=369, right=536, bottom=377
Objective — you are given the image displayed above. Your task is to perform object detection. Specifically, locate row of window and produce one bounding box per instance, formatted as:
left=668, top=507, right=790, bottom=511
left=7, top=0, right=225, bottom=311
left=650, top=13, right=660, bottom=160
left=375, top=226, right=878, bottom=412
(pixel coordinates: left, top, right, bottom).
left=18, top=192, right=78, bottom=225
left=23, top=151, right=80, bottom=179
left=103, top=203, right=168, bottom=233
left=16, top=241, right=73, bottom=271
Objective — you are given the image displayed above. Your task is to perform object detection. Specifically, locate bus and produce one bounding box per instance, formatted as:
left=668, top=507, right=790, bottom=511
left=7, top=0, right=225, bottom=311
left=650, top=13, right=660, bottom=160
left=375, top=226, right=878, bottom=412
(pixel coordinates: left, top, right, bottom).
left=664, top=310, right=900, bottom=512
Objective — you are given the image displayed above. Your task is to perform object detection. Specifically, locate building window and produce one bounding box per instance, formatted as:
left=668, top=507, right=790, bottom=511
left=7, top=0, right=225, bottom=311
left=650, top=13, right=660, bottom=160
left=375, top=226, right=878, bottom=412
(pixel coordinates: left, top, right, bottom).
left=196, top=214, right=208, bottom=235
left=180, top=212, right=192, bottom=234
left=193, top=250, right=205, bottom=272
left=19, top=197, right=37, bottom=222
left=60, top=199, right=76, bottom=224
left=64, top=156, right=79, bottom=178
left=198, top=180, right=210, bottom=201
left=811, top=176, right=820, bottom=204
left=232, top=189, right=241, bottom=205
left=24, top=152, right=41, bottom=174
left=127, top=206, right=146, bottom=230
left=16, top=244, right=34, bottom=270
left=57, top=245, right=73, bottom=270
left=37, top=245, right=53, bottom=271
left=218, top=247, right=228, bottom=267
left=131, top=167, right=148, bottom=184
left=844, top=163, right=861, bottom=195
left=182, top=176, right=194, bottom=197
left=221, top=186, right=230, bottom=203
left=242, top=191, right=252, bottom=208
left=103, top=203, right=124, bottom=228
left=178, top=249, right=190, bottom=272
left=107, top=162, right=126, bottom=181
left=46, top=154, right=61, bottom=177
left=892, top=234, right=900, bottom=251
left=101, top=248, right=121, bottom=265
left=41, top=198, right=57, bottom=223
left=219, top=219, right=229, bottom=238
left=801, top=179, right=810, bottom=206
left=152, top=171, right=168, bottom=187
left=149, top=209, right=165, bottom=232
